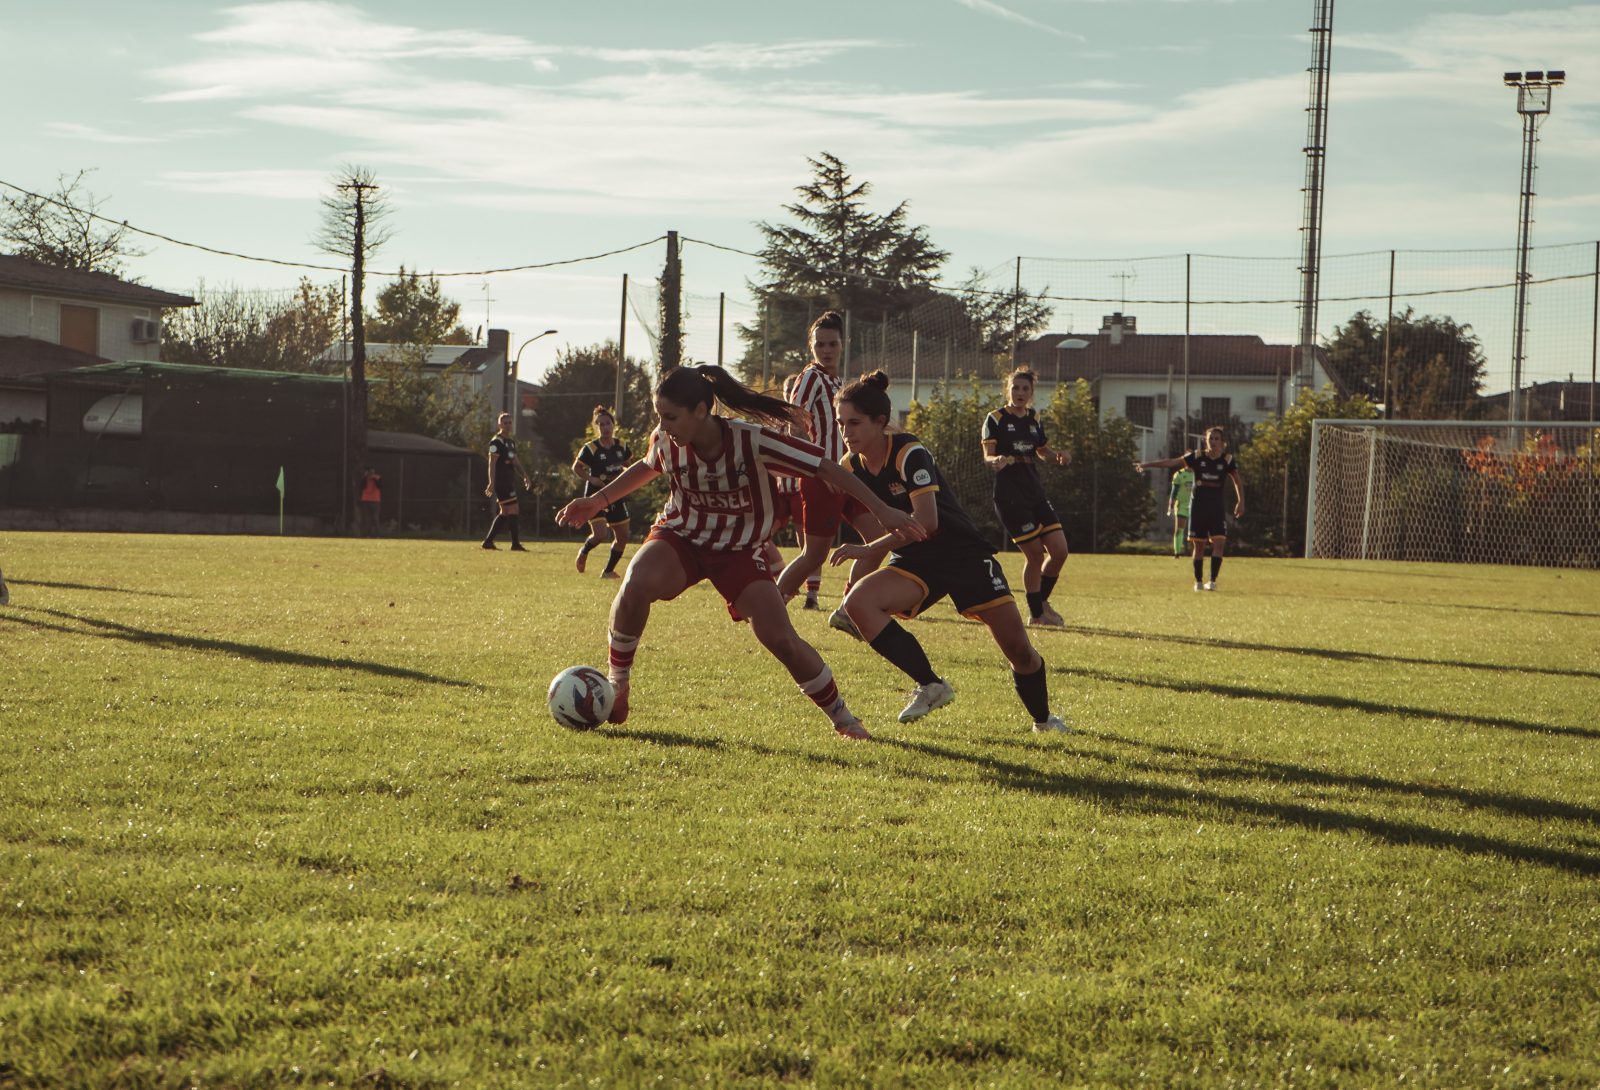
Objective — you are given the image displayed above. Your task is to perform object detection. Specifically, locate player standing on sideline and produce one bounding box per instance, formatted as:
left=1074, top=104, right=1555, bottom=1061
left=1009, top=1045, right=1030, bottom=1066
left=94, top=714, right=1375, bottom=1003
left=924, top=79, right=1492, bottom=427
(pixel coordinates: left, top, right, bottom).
left=776, top=312, right=847, bottom=616
left=1137, top=426, right=1244, bottom=590
left=981, top=368, right=1071, bottom=626
left=358, top=467, right=382, bottom=536
left=832, top=372, right=1071, bottom=732
left=555, top=365, right=924, bottom=740
left=482, top=412, right=531, bottom=551
left=571, top=405, right=632, bottom=579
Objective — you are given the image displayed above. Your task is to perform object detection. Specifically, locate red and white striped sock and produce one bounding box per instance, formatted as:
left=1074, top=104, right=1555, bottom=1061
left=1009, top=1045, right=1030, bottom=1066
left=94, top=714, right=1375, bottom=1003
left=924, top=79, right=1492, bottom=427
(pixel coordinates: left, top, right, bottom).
left=798, top=665, right=851, bottom=727
left=805, top=575, right=821, bottom=602
left=607, top=631, right=639, bottom=685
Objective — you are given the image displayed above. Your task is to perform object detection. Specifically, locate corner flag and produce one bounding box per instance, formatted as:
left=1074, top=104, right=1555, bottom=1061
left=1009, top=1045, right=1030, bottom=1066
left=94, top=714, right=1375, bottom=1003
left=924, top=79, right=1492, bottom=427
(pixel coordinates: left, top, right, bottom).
left=275, top=466, right=286, bottom=534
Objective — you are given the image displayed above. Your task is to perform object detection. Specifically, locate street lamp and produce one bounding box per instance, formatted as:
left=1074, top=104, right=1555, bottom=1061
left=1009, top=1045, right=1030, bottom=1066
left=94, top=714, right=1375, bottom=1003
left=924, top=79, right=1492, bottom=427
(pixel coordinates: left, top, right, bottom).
left=1053, top=337, right=1089, bottom=397
left=1504, top=68, right=1565, bottom=422
left=509, top=329, right=559, bottom=437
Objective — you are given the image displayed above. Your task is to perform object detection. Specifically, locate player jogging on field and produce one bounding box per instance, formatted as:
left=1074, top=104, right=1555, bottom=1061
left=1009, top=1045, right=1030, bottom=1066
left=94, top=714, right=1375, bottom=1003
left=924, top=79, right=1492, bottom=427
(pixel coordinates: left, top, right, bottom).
left=982, top=367, right=1071, bottom=626
left=1137, top=426, right=1245, bottom=591
left=483, top=412, right=531, bottom=551
left=831, top=371, right=1071, bottom=733
left=572, top=405, right=633, bottom=579
left=1168, top=466, right=1195, bottom=557
left=775, top=312, right=848, bottom=619
left=555, top=365, right=925, bottom=740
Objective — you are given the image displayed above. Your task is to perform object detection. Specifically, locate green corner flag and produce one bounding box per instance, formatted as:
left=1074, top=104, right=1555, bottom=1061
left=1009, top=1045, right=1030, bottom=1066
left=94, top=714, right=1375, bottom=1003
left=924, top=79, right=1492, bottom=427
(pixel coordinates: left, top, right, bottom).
left=275, top=466, right=286, bottom=534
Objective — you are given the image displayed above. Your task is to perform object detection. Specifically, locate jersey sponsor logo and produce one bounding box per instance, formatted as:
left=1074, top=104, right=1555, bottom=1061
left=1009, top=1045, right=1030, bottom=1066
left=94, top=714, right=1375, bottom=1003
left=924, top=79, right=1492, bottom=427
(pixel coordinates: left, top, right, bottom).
left=681, top=487, right=754, bottom=513
left=1019, top=521, right=1036, bottom=533
left=911, top=468, right=932, bottom=486
left=888, top=482, right=906, bottom=495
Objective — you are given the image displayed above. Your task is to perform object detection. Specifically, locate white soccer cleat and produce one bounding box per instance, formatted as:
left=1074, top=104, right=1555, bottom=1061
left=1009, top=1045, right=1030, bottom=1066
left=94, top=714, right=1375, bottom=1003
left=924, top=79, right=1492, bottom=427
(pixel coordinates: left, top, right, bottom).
left=828, top=605, right=862, bottom=640
left=1193, top=581, right=1203, bottom=591
left=1032, top=715, right=1072, bottom=733
left=1038, top=603, right=1064, bottom=626
left=1202, top=581, right=1216, bottom=591
left=898, top=679, right=955, bottom=723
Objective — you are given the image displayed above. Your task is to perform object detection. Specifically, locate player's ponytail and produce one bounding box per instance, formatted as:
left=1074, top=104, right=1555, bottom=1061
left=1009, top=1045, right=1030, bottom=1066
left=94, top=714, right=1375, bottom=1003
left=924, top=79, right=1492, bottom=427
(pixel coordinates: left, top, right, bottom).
left=655, top=365, right=798, bottom=430
left=836, top=370, right=892, bottom=423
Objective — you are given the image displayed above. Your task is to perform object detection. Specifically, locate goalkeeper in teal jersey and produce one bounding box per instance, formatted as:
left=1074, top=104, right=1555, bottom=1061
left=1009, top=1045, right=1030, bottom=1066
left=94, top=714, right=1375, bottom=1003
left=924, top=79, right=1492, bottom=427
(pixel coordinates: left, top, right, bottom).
left=1167, top=467, right=1195, bottom=556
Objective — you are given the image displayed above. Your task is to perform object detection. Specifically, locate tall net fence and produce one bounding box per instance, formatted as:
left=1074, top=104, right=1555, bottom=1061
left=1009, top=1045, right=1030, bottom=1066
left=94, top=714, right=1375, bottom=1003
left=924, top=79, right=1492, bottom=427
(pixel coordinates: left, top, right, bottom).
left=1307, top=420, right=1600, bottom=568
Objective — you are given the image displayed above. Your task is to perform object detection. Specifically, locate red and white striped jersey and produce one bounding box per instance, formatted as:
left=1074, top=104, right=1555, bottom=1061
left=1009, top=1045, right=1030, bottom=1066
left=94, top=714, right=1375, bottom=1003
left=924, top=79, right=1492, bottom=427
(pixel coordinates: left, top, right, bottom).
left=646, top=416, right=825, bottom=550
left=790, top=364, right=843, bottom=463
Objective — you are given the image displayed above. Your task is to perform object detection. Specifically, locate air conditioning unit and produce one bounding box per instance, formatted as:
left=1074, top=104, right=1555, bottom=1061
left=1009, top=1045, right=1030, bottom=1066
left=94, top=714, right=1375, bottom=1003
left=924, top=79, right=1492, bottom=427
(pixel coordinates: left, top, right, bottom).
left=1254, top=395, right=1272, bottom=411
left=130, top=318, right=160, bottom=344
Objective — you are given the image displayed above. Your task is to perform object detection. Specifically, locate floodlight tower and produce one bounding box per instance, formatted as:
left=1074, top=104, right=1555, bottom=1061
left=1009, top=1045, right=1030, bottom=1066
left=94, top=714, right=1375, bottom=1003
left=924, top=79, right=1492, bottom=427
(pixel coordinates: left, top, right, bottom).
left=1297, top=0, right=1335, bottom=398
left=1504, top=69, right=1565, bottom=422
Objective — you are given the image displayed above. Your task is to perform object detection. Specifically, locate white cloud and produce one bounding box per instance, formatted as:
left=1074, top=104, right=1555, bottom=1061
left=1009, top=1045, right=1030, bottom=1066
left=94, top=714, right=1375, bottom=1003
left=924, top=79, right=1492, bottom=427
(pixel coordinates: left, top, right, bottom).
left=159, top=169, right=331, bottom=200
left=44, top=122, right=169, bottom=145
left=954, top=0, right=1087, bottom=41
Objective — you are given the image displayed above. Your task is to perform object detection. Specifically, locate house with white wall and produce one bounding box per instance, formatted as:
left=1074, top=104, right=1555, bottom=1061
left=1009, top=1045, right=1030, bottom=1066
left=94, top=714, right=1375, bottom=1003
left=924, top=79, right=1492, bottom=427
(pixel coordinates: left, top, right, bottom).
left=0, top=254, right=195, bottom=427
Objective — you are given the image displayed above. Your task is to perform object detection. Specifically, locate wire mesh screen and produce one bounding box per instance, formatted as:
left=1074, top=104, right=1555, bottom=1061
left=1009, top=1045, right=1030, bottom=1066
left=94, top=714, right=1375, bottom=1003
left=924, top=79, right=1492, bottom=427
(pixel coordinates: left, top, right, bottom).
left=1308, top=420, right=1600, bottom=567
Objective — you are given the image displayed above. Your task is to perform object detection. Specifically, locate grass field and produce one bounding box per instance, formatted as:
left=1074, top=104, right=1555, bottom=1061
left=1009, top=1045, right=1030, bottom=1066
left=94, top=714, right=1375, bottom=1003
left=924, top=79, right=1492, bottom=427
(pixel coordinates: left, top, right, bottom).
left=2, top=532, right=1598, bottom=1089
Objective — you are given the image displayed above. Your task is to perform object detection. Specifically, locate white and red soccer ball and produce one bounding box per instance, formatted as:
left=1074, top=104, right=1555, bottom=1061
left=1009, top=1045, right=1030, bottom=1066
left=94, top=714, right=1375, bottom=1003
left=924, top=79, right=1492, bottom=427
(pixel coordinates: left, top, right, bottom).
left=546, top=666, right=614, bottom=730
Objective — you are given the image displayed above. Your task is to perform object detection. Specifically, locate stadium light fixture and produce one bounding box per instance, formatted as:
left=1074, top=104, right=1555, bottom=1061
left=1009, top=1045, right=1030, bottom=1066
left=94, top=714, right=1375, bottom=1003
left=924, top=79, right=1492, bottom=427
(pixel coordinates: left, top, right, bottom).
left=1505, top=69, right=1565, bottom=421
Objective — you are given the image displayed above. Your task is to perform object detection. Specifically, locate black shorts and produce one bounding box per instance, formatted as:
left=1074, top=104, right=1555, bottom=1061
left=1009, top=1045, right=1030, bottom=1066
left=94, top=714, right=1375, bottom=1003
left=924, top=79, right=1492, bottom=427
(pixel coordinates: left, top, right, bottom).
left=885, top=547, right=1014, bottom=620
left=493, top=474, right=519, bottom=503
left=1188, top=489, right=1229, bottom=539
left=994, top=493, right=1062, bottom=545
left=585, top=484, right=629, bottom=524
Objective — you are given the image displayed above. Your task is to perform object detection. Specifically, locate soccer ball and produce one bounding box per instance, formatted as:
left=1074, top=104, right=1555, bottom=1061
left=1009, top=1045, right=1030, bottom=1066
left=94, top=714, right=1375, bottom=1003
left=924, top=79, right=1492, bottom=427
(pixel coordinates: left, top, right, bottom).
left=546, top=666, right=614, bottom=730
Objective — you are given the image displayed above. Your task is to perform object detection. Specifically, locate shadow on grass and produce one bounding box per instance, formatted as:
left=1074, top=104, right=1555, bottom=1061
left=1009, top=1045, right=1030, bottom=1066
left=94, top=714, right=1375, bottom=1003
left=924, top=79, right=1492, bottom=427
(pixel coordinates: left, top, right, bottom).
left=1051, top=663, right=1600, bottom=741
left=604, top=728, right=725, bottom=750
left=1301, top=594, right=1600, bottom=621
left=1054, top=623, right=1600, bottom=681
left=994, top=729, right=1600, bottom=829
left=2, top=606, right=476, bottom=688
left=878, top=735, right=1600, bottom=876
left=5, top=578, right=185, bottom=598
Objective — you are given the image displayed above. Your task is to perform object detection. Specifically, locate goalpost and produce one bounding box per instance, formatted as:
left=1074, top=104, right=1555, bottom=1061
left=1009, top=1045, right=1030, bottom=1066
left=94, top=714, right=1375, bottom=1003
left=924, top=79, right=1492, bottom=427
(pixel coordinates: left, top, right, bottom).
left=1306, top=419, right=1600, bottom=568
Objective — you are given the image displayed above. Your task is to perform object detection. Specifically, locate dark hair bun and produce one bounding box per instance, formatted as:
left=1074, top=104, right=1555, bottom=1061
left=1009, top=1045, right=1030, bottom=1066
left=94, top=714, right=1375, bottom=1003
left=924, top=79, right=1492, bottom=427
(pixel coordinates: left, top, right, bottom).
left=864, top=369, right=890, bottom=391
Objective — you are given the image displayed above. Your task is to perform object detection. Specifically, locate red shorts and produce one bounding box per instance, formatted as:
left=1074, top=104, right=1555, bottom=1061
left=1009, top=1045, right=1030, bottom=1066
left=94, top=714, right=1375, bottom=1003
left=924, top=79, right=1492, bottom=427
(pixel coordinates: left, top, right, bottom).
left=798, top=476, right=847, bottom=536
left=646, top=526, right=774, bottom=620
left=771, top=489, right=801, bottom=532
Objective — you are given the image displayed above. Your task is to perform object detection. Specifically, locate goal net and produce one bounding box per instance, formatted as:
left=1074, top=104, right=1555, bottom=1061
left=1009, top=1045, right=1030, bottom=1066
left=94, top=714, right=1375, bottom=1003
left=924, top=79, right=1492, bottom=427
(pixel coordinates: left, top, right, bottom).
left=1306, top=420, right=1600, bottom=568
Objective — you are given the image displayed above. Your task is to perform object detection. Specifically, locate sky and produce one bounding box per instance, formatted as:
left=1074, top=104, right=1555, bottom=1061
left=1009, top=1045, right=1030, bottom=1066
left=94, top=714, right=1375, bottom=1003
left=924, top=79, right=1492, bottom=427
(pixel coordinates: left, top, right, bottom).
left=5, top=0, right=1599, bottom=389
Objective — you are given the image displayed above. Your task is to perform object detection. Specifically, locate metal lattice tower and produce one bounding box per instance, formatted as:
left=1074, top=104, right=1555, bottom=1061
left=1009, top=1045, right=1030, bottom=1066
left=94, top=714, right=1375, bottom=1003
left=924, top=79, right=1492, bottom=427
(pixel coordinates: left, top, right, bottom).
left=1297, top=0, right=1335, bottom=396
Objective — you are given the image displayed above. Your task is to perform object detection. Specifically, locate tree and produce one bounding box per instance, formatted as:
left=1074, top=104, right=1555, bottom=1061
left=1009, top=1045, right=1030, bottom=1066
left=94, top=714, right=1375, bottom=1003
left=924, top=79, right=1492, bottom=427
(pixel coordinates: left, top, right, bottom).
left=1324, top=308, right=1486, bottom=420
left=314, top=165, right=393, bottom=530
left=367, top=346, right=491, bottom=450
left=162, top=279, right=343, bottom=373
left=1234, top=385, right=1377, bottom=556
left=365, top=267, right=473, bottom=346
left=1036, top=380, right=1151, bottom=551
left=0, top=170, right=144, bottom=274
left=527, top=342, right=654, bottom=463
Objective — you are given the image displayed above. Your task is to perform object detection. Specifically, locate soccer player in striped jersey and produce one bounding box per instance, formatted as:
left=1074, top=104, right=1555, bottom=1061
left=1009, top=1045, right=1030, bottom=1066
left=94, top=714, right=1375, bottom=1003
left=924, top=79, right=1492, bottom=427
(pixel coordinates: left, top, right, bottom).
left=775, top=312, right=847, bottom=613
left=556, top=365, right=924, bottom=739
left=571, top=405, right=633, bottom=579
left=830, top=371, right=1071, bottom=733
left=981, top=368, right=1070, bottom=626
left=1137, top=426, right=1245, bottom=590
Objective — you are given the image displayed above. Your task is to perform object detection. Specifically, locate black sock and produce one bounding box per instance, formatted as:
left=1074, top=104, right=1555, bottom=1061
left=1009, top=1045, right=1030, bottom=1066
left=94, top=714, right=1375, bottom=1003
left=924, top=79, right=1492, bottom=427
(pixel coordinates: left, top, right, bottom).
left=1210, top=555, right=1223, bottom=582
left=484, top=515, right=503, bottom=544
left=580, top=538, right=602, bottom=556
left=868, top=620, right=940, bottom=686
left=1040, top=573, right=1059, bottom=601
left=508, top=516, right=522, bottom=547
left=1193, top=555, right=1204, bottom=583
left=604, top=546, right=624, bottom=574
left=1025, top=591, right=1044, bottom=619
left=1013, top=659, right=1051, bottom=723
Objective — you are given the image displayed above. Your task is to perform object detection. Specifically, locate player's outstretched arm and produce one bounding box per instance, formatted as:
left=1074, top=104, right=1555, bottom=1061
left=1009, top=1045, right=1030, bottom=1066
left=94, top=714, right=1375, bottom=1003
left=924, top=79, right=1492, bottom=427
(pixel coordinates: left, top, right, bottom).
left=556, top=461, right=658, bottom=527
left=1136, top=456, right=1186, bottom=472
left=812, top=459, right=925, bottom=543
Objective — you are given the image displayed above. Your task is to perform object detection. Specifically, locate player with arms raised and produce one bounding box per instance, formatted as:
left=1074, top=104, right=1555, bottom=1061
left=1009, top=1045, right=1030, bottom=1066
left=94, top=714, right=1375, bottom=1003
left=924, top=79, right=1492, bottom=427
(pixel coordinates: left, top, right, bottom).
left=556, top=365, right=924, bottom=739
left=1137, top=425, right=1245, bottom=590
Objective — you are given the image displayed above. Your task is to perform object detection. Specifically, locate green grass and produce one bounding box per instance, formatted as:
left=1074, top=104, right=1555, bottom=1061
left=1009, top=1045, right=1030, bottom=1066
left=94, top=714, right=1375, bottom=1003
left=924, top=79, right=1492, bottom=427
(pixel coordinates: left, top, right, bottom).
left=1, top=533, right=1598, bottom=1089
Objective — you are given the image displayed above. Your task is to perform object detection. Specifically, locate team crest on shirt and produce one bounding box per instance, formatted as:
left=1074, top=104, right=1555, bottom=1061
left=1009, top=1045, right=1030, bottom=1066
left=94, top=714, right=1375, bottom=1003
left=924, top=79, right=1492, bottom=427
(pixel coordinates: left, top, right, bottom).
left=888, top=482, right=906, bottom=495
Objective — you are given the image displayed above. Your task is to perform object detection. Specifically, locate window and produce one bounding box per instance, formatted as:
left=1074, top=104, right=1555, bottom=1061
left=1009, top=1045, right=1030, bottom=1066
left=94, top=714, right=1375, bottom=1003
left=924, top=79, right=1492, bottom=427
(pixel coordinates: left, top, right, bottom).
left=1200, top=397, right=1231, bottom=426
left=1124, top=395, right=1154, bottom=428
left=60, top=304, right=100, bottom=356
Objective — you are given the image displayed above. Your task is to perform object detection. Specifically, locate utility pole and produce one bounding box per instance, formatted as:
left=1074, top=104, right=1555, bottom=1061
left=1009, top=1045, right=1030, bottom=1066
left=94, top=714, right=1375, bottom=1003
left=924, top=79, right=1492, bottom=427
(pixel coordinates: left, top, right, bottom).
left=341, top=177, right=379, bottom=534
left=661, top=230, right=682, bottom=373
left=1297, top=0, right=1335, bottom=398
left=1505, top=69, right=1566, bottom=423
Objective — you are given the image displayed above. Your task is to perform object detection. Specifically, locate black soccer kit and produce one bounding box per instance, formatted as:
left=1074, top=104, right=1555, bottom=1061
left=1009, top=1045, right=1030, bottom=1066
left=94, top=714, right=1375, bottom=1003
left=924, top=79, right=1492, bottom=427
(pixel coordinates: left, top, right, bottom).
left=982, top=408, right=1062, bottom=544
left=1183, top=449, right=1238, bottom=540
left=578, top=438, right=632, bottom=523
left=489, top=434, right=522, bottom=501
left=844, top=433, right=1013, bottom=618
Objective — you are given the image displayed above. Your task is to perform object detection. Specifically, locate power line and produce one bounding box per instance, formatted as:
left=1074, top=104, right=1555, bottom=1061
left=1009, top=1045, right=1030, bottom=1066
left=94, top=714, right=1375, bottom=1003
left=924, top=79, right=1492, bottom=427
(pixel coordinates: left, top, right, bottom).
left=0, top=177, right=663, bottom=278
